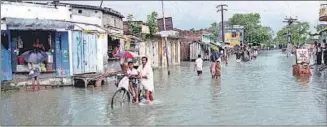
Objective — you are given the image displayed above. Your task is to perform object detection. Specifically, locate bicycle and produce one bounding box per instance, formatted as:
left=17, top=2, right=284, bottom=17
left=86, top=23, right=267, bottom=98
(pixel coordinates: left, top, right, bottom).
left=110, top=74, right=146, bottom=109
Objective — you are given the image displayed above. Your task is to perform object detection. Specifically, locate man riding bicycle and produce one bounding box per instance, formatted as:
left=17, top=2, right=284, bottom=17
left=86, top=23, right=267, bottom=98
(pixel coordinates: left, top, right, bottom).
left=126, top=62, right=139, bottom=103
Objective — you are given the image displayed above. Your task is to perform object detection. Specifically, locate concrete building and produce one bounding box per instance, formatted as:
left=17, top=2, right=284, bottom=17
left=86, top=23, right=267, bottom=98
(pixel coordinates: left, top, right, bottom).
left=138, top=31, right=181, bottom=68
left=123, top=21, right=180, bottom=68
left=177, top=29, right=215, bottom=61
left=1, top=1, right=124, bottom=83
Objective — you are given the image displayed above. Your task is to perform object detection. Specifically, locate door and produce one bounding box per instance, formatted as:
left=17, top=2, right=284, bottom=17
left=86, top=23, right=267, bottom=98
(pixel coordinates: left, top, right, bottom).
left=83, top=33, right=97, bottom=73
left=55, top=32, right=70, bottom=77
left=72, top=31, right=97, bottom=74
left=72, top=31, right=84, bottom=74
left=1, top=30, right=12, bottom=81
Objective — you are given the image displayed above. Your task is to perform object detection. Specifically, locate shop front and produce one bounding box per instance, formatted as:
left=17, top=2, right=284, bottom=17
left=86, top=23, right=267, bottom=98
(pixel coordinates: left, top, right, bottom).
left=2, top=17, right=74, bottom=79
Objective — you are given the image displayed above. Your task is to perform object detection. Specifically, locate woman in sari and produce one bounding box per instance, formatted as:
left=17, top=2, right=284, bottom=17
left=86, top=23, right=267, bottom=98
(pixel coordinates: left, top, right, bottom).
left=210, top=59, right=216, bottom=79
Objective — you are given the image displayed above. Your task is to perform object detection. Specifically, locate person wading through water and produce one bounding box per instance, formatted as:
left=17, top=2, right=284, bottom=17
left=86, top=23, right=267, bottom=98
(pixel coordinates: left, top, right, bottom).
left=30, top=39, right=45, bottom=90
left=137, top=57, right=154, bottom=104
left=317, top=43, right=323, bottom=65
left=194, top=54, right=203, bottom=77
left=323, top=39, right=327, bottom=65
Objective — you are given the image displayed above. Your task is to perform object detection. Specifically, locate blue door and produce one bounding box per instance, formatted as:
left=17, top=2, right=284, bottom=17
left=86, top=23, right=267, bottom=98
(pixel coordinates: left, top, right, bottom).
left=55, top=32, right=70, bottom=77
left=1, top=30, right=12, bottom=81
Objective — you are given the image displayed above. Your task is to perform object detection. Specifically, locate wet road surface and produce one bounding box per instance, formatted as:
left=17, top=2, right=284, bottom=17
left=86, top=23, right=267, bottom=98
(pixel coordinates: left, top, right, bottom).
left=1, top=50, right=326, bottom=125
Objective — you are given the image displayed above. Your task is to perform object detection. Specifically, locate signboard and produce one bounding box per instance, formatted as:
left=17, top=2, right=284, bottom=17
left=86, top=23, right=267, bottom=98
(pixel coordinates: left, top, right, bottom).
left=224, top=32, right=240, bottom=46
left=157, top=17, right=173, bottom=31
left=296, top=49, right=310, bottom=64
left=319, top=7, right=327, bottom=21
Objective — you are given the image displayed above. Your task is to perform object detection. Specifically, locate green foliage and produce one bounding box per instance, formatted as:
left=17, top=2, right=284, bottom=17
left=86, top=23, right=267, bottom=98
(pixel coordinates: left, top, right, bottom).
left=146, top=11, right=158, bottom=37
left=228, top=13, right=274, bottom=45
left=315, top=24, right=325, bottom=32
left=276, top=21, right=310, bottom=45
left=209, top=22, right=219, bottom=42
left=127, top=14, right=141, bottom=37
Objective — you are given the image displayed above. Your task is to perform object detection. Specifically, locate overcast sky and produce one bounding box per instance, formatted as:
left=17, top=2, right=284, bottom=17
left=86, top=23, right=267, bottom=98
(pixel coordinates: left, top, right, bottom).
left=66, top=1, right=321, bottom=33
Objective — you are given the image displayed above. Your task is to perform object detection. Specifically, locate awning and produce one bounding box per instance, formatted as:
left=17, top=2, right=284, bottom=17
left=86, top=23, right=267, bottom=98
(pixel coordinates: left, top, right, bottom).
left=74, top=23, right=106, bottom=33
left=2, top=17, right=74, bottom=30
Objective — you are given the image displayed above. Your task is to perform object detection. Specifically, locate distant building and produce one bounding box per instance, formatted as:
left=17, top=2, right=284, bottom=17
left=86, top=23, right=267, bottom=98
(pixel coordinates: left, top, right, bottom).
left=177, top=29, right=215, bottom=61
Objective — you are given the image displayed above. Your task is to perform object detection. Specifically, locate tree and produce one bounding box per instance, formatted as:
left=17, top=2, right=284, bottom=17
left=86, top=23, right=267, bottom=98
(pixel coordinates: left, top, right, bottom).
left=276, top=21, right=310, bottom=45
left=127, top=14, right=141, bottom=37
left=228, top=13, right=273, bottom=45
left=209, top=22, right=219, bottom=42
left=146, top=11, right=158, bottom=37
left=315, top=24, right=326, bottom=32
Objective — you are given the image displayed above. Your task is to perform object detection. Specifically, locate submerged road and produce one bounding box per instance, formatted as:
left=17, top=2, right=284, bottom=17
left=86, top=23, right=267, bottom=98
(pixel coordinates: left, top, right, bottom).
left=1, top=50, right=326, bottom=125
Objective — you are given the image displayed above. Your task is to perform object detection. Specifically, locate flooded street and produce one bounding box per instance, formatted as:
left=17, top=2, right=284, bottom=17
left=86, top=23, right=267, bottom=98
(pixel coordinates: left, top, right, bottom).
left=1, top=50, right=326, bottom=125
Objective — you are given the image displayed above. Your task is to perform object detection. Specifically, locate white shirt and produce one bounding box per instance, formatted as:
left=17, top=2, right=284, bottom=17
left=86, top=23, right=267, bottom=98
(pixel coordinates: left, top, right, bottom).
left=137, top=64, right=154, bottom=92
left=195, top=58, right=203, bottom=71
left=127, top=68, right=138, bottom=75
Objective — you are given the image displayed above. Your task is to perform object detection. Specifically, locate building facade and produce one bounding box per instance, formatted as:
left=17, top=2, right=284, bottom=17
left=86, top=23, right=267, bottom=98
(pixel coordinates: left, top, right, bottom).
left=177, top=29, right=214, bottom=61
left=1, top=1, right=124, bottom=82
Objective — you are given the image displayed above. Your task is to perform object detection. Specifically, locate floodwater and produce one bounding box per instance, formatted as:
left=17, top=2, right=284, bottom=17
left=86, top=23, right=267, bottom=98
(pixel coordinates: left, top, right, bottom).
left=1, top=50, right=326, bottom=125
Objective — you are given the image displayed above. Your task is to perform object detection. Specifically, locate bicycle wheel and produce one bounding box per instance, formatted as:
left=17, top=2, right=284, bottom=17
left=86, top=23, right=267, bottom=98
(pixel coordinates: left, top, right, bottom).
left=111, top=88, right=131, bottom=109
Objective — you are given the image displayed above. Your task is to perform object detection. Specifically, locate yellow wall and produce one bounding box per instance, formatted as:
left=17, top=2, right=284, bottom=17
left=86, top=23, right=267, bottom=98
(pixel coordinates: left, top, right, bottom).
left=224, top=32, right=241, bottom=46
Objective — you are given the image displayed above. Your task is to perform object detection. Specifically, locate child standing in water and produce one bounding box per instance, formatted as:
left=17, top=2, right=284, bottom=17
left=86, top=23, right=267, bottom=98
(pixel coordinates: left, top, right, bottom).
left=215, top=60, right=221, bottom=79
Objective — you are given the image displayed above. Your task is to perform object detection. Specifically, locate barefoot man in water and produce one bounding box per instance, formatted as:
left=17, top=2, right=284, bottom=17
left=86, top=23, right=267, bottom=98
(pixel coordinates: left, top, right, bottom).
left=138, top=56, right=154, bottom=104
left=194, top=54, right=203, bottom=77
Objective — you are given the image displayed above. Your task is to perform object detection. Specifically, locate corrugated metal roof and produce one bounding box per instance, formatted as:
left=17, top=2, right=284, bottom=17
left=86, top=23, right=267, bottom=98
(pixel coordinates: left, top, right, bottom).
left=58, top=2, right=124, bottom=18
left=2, top=17, right=74, bottom=30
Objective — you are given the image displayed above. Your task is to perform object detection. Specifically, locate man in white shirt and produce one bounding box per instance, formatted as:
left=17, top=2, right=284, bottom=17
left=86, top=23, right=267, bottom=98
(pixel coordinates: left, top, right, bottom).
left=194, top=54, right=203, bottom=76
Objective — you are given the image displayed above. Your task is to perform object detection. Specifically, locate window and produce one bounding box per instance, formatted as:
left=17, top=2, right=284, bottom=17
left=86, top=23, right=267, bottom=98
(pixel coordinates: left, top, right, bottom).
left=68, top=9, right=72, bottom=11
left=78, top=10, right=82, bottom=13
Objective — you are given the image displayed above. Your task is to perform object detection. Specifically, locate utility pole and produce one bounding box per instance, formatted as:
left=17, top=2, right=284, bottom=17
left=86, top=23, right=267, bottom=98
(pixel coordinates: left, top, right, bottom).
left=161, top=0, right=170, bottom=75
left=100, top=0, right=103, bottom=8
left=283, top=16, right=298, bottom=62
left=283, top=16, right=298, bottom=45
left=217, top=4, right=228, bottom=44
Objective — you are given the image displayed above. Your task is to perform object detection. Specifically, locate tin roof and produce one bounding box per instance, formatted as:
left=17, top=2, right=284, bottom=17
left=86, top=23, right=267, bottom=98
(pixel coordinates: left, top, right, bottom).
left=2, top=17, right=74, bottom=30
left=21, top=1, right=124, bottom=18
left=58, top=2, right=124, bottom=18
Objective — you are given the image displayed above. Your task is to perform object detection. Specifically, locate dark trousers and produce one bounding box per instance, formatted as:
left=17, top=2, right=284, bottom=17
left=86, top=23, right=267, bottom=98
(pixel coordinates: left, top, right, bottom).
left=317, top=52, right=322, bottom=65
left=324, top=51, right=327, bottom=65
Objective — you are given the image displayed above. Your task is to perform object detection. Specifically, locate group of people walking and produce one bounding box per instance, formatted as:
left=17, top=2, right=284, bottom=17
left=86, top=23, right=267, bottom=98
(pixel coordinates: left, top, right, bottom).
left=193, top=44, right=259, bottom=79
left=194, top=48, right=228, bottom=79
left=235, top=44, right=258, bottom=62
left=312, top=40, right=327, bottom=66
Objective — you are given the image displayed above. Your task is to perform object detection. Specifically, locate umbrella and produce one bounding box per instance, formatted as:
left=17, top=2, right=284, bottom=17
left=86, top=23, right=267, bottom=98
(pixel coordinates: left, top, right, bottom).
left=21, top=50, right=48, bottom=64
left=114, top=51, right=139, bottom=58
